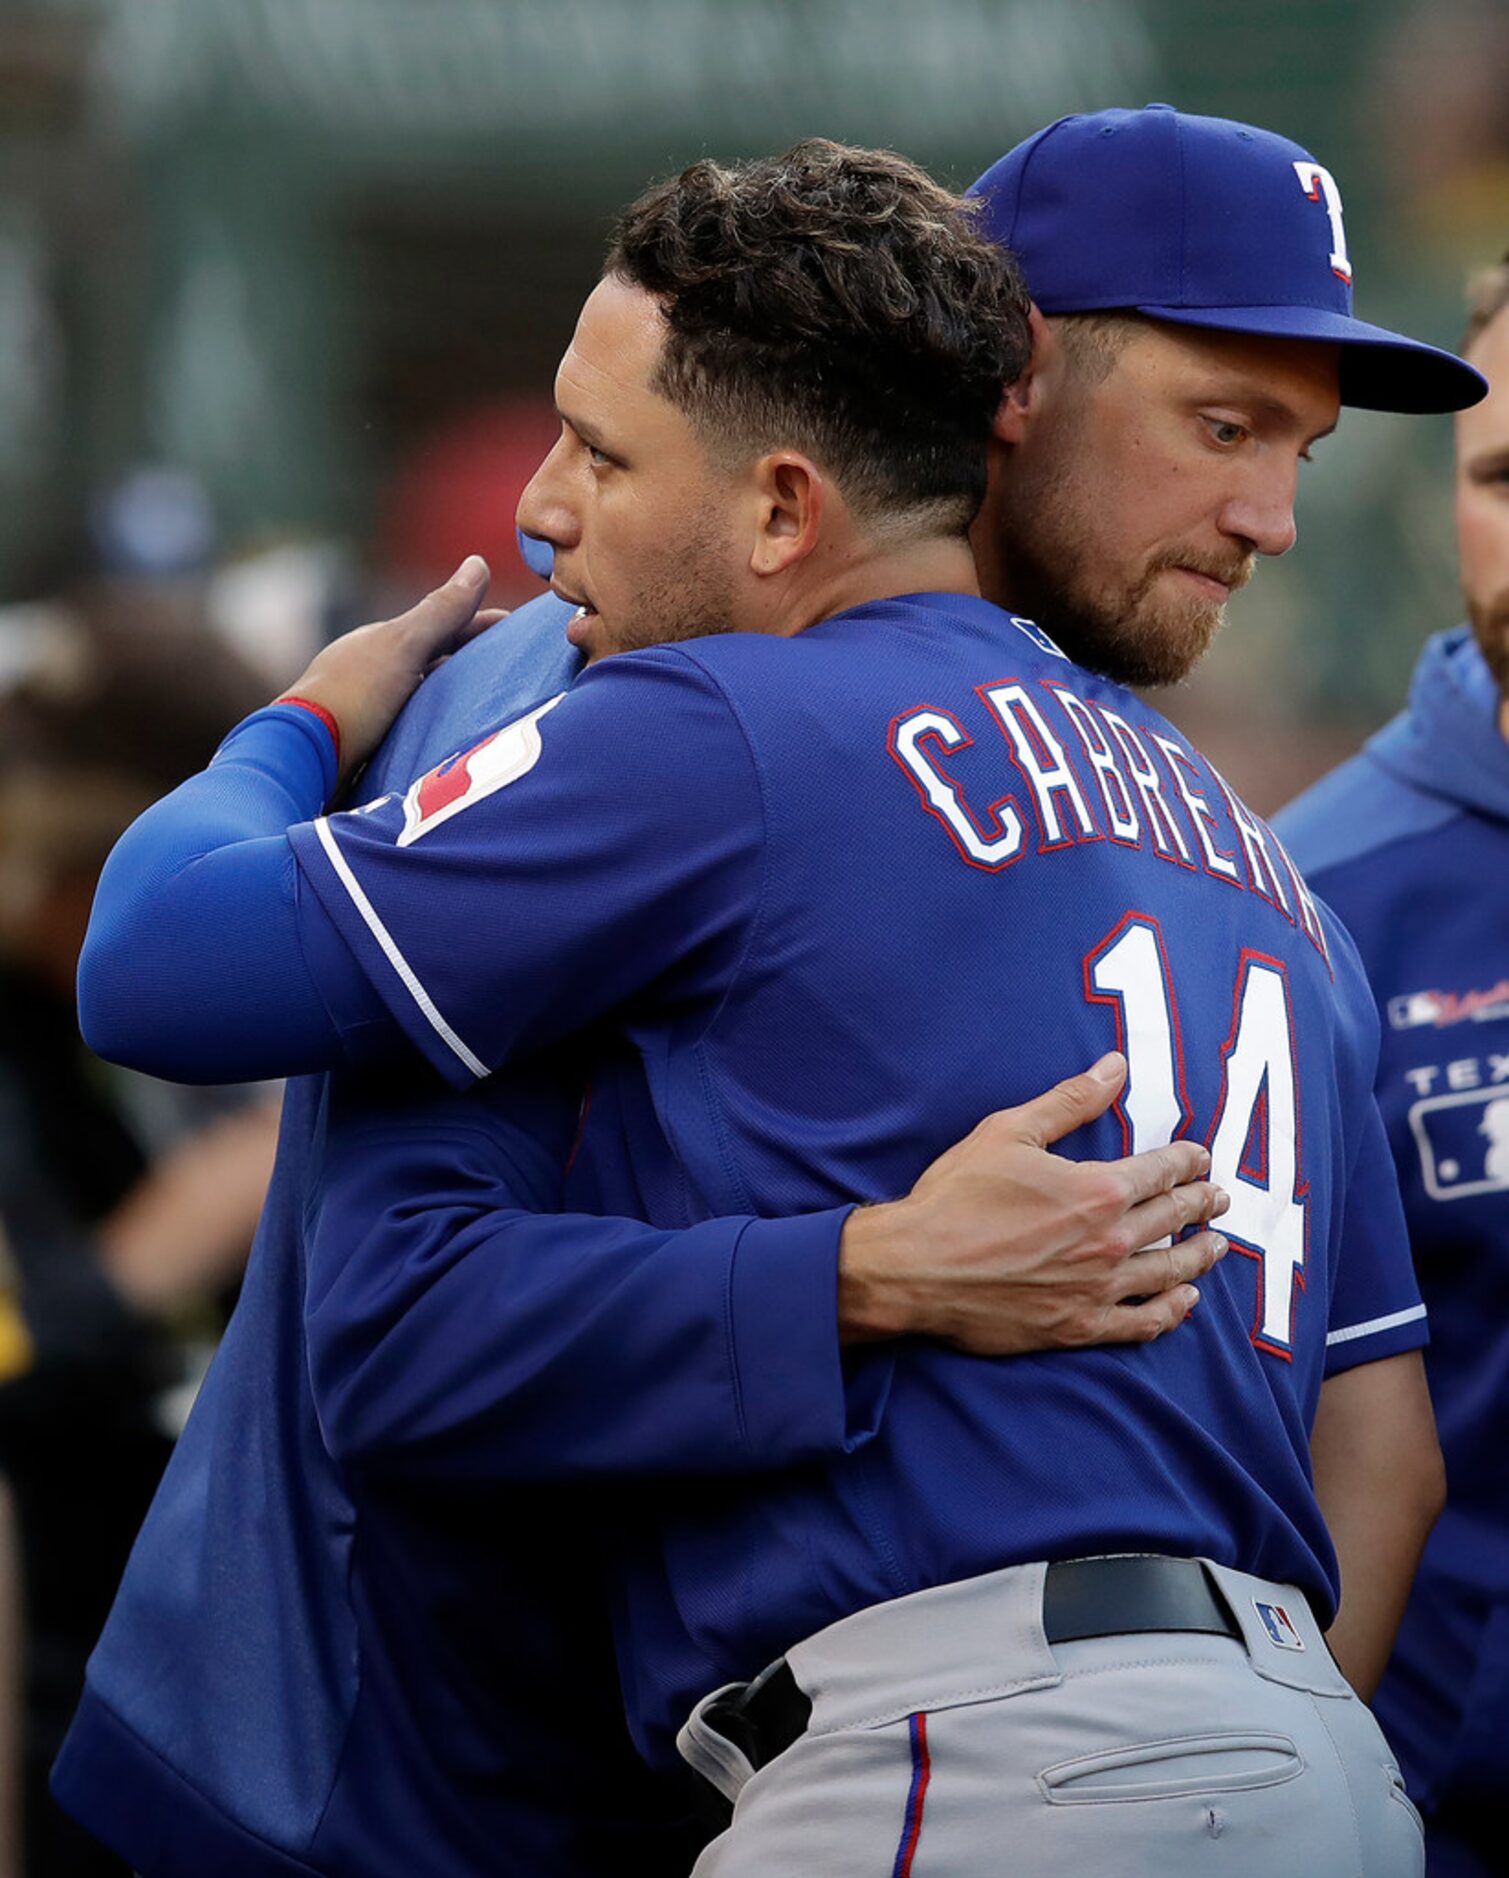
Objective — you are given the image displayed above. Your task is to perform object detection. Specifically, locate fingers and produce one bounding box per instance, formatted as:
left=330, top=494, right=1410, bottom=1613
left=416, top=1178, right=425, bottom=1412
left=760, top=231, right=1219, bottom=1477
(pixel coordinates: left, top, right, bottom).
left=1009, top=1052, right=1127, bottom=1149
left=1118, top=1226, right=1228, bottom=1298
left=420, top=604, right=509, bottom=677
left=1116, top=1135, right=1212, bottom=1206
left=396, top=556, right=492, bottom=659
left=1109, top=1283, right=1203, bottom=1344
left=450, top=609, right=504, bottom=651
left=1119, top=1178, right=1229, bottom=1250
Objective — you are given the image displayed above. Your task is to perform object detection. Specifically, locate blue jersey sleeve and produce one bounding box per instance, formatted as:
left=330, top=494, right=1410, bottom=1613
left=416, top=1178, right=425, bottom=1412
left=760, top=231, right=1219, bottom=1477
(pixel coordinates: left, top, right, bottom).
left=288, top=649, right=765, bottom=1087
left=1325, top=1094, right=1428, bottom=1375
left=79, top=706, right=402, bottom=1083
left=304, top=1074, right=865, bottom=1481
left=80, top=647, right=872, bottom=1487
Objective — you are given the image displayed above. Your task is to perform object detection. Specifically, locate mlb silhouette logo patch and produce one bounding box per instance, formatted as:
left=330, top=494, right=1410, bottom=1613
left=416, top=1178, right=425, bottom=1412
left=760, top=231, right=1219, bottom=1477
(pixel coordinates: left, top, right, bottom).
left=1388, top=990, right=1445, bottom=1031
left=1253, top=1601, right=1306, bottom=1651
left=1408, top=1087, right=1509, bottom=1201
left=1008, top=615, right=1069, bottom=660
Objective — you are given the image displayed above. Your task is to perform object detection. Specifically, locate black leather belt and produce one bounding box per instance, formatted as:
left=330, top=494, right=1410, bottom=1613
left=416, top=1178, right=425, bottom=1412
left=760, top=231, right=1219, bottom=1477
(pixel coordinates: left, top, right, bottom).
left=1042, top=1555, right=1237, bottom=1647
left=702, top=1556, right=1239, bottom=1783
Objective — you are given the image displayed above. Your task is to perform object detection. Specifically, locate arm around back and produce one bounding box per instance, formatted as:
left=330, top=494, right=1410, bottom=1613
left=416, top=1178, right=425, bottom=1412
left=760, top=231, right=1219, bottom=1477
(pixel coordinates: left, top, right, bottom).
left=78, top=707, right=396, bottom=1083
left=302, top=1079, right=862, bottom=1482
left=304, top=1056, right=1229, bottom=1483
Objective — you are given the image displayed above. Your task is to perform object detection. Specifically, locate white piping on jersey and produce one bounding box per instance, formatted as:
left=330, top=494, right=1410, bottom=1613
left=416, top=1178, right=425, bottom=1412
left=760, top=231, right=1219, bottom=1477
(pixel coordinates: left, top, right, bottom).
left=1324, top=1303, right=1427, bottom=1347
left=313, top=816, right=489, bottom=1080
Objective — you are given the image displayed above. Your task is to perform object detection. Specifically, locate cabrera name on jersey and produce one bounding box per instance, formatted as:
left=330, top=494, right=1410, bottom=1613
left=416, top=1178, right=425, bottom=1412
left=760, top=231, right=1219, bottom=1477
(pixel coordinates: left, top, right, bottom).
left=291, top=589, right=1415, bottom=1375
left=289, top=591, right=1423, bottom=1741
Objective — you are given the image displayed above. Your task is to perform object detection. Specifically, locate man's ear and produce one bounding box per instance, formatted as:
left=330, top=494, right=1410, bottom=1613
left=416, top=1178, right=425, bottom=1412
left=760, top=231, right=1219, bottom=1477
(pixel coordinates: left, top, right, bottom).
left=750, top=453, right=825, bottom=577
left=991, top=304, right=1055, bottom=445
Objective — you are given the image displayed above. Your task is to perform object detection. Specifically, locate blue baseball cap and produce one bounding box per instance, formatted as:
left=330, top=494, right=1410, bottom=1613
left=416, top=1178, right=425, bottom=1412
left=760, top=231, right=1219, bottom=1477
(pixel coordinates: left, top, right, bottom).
left=969, top=104, right=1486, bottom=414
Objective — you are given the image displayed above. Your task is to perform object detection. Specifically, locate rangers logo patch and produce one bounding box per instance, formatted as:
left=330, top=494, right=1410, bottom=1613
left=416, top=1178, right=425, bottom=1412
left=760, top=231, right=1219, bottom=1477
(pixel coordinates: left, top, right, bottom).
left=398, top=694, right=565, bottom=846
left=1253, top=1601, right=1306, bottom=1651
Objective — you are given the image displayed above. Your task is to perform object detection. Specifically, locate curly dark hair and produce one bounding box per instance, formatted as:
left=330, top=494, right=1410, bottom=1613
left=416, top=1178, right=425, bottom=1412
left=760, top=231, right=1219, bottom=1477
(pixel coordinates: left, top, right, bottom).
left=605, top=139, right=1031, bottom=536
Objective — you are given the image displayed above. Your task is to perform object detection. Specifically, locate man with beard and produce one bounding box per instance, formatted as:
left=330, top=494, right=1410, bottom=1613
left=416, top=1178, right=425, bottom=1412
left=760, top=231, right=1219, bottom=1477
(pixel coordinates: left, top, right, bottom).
left=1277, top=254, right=1509, bottom=1878
left=52, top=136, right=1225, bottom=1878
left=72, top=119, right=1479, bottom=1875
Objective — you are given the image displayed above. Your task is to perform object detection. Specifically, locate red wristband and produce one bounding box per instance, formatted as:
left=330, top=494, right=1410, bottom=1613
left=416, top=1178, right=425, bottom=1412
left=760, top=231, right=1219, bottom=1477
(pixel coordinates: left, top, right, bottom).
left=277, top=695, right=342, bottom=767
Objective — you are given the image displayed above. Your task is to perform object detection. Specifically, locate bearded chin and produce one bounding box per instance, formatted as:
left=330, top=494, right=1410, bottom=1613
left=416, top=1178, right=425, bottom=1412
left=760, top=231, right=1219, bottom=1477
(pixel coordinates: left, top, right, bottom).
left=1040, top=586, right=1226, bottom=691
left=1467, top=590, right=1509, bottom=699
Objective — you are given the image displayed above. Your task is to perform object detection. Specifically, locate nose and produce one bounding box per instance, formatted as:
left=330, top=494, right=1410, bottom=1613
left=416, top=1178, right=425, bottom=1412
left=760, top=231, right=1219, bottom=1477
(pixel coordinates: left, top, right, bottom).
left=515, top=433, right=580, bottom=550
left=1218, top=460, right=1299, bottom=559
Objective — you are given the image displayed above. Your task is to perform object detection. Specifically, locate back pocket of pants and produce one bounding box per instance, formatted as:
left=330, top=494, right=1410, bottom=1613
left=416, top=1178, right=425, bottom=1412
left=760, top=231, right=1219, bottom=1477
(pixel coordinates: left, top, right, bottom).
left=1386, top=1767, right=1425, bottom=1841
left=1040, top=1732, right=1303, bottom=1804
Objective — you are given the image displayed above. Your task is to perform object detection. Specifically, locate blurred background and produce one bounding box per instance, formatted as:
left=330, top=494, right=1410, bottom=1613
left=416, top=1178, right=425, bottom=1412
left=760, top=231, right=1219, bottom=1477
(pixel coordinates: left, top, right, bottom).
left=0, top=0, right=1504, bottom=788
left=0, top=0, right=1503, bottom=1870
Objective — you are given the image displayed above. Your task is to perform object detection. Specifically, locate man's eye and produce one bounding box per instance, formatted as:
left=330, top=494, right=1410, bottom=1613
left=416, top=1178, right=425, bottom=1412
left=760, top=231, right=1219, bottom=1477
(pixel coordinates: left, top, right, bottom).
left=1205, top=418, right=1248, bottom=447
left=586, top=444, right=611, bottom=468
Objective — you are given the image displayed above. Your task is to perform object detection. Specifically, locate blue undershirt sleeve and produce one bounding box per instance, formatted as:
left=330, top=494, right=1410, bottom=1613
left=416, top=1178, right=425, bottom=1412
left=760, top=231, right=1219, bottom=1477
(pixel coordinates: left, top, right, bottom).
left=78, top=707, right=400, bottom=1083
left=304, top=1083, right=865, bottom=1481
left=83, top=698, right=873, bottom=1475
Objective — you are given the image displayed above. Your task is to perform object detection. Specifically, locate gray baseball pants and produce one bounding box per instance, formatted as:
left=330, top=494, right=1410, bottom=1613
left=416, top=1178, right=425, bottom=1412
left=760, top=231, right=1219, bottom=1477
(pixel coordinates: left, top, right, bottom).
left=679, top=1558, right=1423, bottom=1875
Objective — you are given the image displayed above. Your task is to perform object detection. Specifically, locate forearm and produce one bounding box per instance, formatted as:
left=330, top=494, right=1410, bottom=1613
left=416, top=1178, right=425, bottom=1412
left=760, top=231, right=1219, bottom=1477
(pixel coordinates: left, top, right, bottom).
left=1311, top=1351, right=1444, bottom=1698
left=79, top=707, right=395, bottom=1081
left=305, top=1095, right=864, bottom=1482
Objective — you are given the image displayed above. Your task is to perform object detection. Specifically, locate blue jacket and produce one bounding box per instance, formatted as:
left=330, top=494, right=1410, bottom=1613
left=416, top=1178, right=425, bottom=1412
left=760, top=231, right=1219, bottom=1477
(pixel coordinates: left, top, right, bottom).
left=51, top=594, right=854, bottom=1876
left=1277, top=626, right=1509, bottom=1817
left=75, top=591, right=1423, bottom=1776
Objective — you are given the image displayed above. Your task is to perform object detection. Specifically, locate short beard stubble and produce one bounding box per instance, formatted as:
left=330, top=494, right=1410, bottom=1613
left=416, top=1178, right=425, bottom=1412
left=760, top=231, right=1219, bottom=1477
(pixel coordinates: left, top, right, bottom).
left=1467, top=585, right=1509, bottom=700
left=991, top=460, right=1253, bottom=689
left=596, top=500, right=740, bottom=659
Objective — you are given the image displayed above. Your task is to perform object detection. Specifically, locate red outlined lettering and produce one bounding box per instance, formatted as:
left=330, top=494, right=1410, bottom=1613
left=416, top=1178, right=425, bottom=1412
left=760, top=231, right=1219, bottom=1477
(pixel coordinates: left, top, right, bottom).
left=1049, top=686, right=1140, bottom=845
left=1149, top=733, right=1242, bottom=888
left=888, top=705, right=1025, bottom=872
left=1209, top=764, right=1295, bottom=922
left=978, top=680, right=1098, bottom=852
left=1099, top=709, right=1195, bottom=867
left=1084, top=913, right=1193, bottom=1162
left=1207, top=951, right=1310, bottom=1360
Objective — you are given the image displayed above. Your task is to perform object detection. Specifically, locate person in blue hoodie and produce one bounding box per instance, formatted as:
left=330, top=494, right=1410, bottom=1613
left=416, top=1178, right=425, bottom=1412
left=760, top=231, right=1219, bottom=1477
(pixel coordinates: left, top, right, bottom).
left=63, top=114, right=1483, bottom=1878
left=1276, top=254, right=1509, bottom=1878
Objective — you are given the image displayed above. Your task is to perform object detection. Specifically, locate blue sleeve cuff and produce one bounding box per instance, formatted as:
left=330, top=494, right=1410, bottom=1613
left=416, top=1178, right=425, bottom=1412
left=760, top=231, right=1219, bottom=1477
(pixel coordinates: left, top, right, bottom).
left=214, top=704, right=339, bottom=811
left=727, top=1207, right=888, bottom=1464
left=1322, top=1305, right=1430, bottom=1378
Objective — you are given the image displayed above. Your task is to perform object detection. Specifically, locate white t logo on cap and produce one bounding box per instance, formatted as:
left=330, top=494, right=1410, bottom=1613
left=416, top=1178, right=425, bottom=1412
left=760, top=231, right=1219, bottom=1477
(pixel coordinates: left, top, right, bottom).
left=1292, top=161, right=1352, bottom=284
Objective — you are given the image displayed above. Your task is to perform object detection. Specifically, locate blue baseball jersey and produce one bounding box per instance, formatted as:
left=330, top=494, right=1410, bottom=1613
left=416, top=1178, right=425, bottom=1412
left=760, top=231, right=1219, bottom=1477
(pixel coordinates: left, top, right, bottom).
left=53, top=593, right=858, bottom=1877
left=289, top=590, right=1425, bottom=1764
left=1277, top=625, right=1509, bottom=1829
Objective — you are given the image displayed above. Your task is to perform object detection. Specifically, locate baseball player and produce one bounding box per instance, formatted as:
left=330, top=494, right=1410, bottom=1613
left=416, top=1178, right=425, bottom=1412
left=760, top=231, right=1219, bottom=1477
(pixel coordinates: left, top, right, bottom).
left=1276, top=254, right=1509, bottom=1878
left=70, top=124, right=1478, bottom=1874
left=51, top=712, right=1209, bottom=1878
left=50, top=148, right=1229, bottom=1878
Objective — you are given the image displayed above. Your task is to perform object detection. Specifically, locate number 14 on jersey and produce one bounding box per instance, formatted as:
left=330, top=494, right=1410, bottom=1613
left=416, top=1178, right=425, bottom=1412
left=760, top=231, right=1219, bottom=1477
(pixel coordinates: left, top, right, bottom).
left=1086, top=915, right=1308, bottom=1359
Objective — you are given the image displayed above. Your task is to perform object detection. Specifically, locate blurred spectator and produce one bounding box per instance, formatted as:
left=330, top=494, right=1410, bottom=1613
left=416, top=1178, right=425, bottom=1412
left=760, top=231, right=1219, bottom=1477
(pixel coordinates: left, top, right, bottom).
left=1277, top=253, right=1509, bottom=1878
left=0, top=593, right=280, bottom=1875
